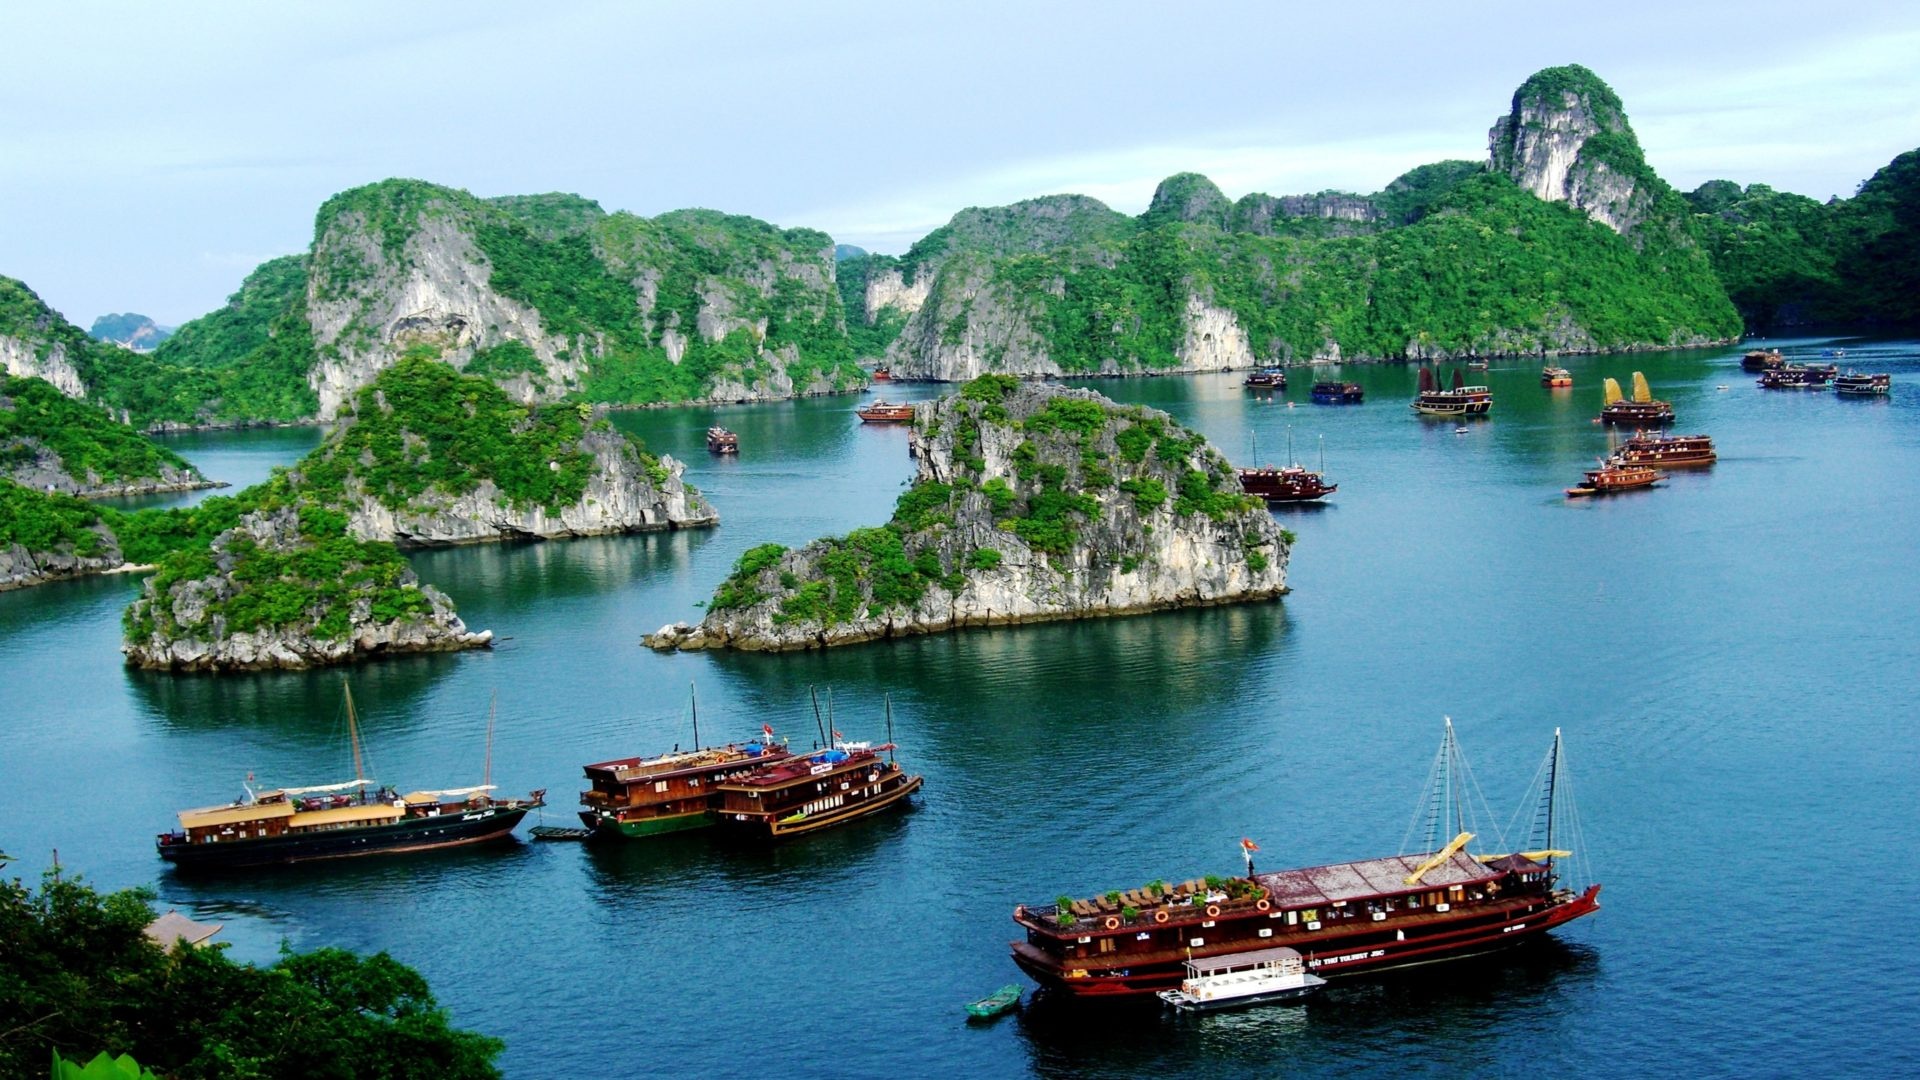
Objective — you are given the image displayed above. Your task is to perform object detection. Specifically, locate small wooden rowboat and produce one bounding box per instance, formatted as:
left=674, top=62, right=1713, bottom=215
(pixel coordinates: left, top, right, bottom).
left=966, top=984, right=1023, bottom=1021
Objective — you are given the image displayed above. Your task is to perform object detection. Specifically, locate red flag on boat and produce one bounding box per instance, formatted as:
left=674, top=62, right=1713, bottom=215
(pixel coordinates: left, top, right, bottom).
left=1241, top=838, right=1260, bottom=852
left=832, top=729, right=844, bottom=740
left=761, top=724, right=774, bottom=738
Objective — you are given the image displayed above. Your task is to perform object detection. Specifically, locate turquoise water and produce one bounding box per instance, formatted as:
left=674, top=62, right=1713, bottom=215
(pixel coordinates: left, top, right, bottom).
left=3, top=340, right=1918, bottom=1077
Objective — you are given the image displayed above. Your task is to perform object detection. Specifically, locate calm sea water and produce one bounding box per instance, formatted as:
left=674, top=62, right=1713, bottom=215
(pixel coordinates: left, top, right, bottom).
left=4, top=340, right=1919, bottom=1078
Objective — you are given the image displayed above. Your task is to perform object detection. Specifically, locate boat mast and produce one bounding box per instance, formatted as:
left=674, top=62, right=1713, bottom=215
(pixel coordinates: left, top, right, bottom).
left=690, top=680, right=699, bottom=751
left=485, top=690, right=496, bottom=789
left=809, top=685, right=828, bottom=749
left=1543, top=727, right=1562, bottom=869
left=344, top=680, right=365, bottom=787
left=884, top=694, right=895, bottom=766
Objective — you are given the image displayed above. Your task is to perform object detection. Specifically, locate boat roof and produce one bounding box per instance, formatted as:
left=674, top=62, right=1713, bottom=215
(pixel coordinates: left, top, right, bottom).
left=1186, top=946, right=1302, bottom=974
left=719, top=747, right=886, bottom=788
left=179, top=800, right=297, bottom=830
left=399, top=786, right=493, bottom=803
left=145, top=910, right=222, bottom=949
left=1255, top=850, right=1497, bottom=907
left=584, top=744, right=783, bottom=782
left=288, top=803, right=405, bottom=828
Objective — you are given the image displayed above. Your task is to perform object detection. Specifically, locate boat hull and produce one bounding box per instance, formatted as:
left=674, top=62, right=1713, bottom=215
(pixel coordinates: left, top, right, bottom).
left=1158, top=982, right=1324, bottom=1013
left=1411, top=399, right=1492, bottom=416
left=579, top=808, right=715, bottom=839
left=158, top=804, right=533, bottom=869
left=1013, top=886, right=1600, bottom=998
left=720, top=774, right=922, bottom=839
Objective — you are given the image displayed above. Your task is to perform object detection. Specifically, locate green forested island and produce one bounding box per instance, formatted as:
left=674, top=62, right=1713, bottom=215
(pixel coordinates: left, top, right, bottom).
left=3, top=64, right=1917, bottom=437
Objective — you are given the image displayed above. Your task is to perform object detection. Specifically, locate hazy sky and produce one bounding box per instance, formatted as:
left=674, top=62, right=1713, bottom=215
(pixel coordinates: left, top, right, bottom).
left=3, top=1, right=1916, bottom=328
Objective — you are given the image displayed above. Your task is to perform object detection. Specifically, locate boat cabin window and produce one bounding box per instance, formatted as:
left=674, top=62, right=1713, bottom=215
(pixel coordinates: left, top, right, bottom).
left=654, top=781, right=668, bottom=793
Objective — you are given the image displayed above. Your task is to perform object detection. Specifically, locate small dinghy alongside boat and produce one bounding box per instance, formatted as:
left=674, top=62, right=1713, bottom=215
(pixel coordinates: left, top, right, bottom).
left=965, top=984, right=1023, bottom=1021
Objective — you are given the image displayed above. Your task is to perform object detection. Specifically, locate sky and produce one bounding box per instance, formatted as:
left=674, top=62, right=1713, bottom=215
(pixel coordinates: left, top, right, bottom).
left=3, top=1, right=1917, bottom=329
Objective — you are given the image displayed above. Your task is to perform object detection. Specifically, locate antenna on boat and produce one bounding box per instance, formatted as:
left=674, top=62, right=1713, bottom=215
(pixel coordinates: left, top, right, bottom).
left=809, top=685, right=828, bottom=750
left=828, top=688, right=837, bottom=749
left=689, top=680, right=700, bottom=751
left=884, top=694, right=895, bottom=765
left=484, top=690, right=496, bottom=789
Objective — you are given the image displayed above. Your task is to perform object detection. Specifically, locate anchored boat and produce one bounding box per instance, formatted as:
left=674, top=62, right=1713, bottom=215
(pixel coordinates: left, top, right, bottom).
left=1611, top=432, right=1715, bottom=469
left=1741, top=349, right=1785, bottom=372
left=1009, top=724, right=1599, bottom=997
left=1760, top=365, right=1834, bottom=389
left=706, top=426, right=739, bottom=455
left=1599, top=372, right=1674, bottom=427
left=1309, top=381, right=1364, bottom=404
left=1243, top=367, right=1287, bottom=390
left=1157, top=946, right=1327, bottom=1012
left=156, top=686, right=543, bottom=869
left=1238, top=431, right=1335, bottom=503
left=1834, top=371, right=1891, bottom=396
left=966, top=984, right=1023, bottom=1021
left=1541, top=366, right=1574, bottom=388
left=857, top=400, right=916, bottom=423
left=578, top=685, right=791, bottom=839
left=713, top=691, right=923, bottom=839
left=1410, top=369, right=1492, bottom=417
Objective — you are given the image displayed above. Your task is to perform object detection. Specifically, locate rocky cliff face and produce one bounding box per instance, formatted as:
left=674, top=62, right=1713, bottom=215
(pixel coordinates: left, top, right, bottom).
left=89, top=313, right=173, bottom=351
left=122, top=507, right=489, bottom=672
left=0, top=336, right=87, bottom=398
left=1488, top=65, right=1653, bottom=236
left=341, top=439, right=714, bottom=546
left=303, top=357, right=719, bottom=546
left=1232, top=192, right=1382, bottom=235
left=0, top=530, right=123, bottom=591
left=863, top=266, right=931, bottom=321
left=308, top=203, right=579, bottom=419
left=646, top=379, right=1288, bottom=652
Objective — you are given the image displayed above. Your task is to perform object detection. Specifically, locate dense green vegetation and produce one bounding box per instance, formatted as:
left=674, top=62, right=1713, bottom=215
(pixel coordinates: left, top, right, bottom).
left=708, top=378, right=1266, bottom=625
left=0, top=479, right=110, bottom=561
left=834, top=251, right=910, bottom=358
left=1, top=375, right=198, bottom=488
left=298, top=356, right=603, bottom=513
left=976, top=170, right=1738, bottom=372
left=1690, top=147, right=1920, bottom=328
left=0, top=867, right=503, bottom=1078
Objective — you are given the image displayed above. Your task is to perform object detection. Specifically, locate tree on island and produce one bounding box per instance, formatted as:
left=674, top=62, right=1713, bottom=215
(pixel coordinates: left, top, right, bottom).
left=0, top=867, right=503, bottom=1079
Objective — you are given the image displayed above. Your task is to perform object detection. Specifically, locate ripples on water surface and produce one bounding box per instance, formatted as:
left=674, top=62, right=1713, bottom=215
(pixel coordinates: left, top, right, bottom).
left=3, top=340, right=1919, bottom=1078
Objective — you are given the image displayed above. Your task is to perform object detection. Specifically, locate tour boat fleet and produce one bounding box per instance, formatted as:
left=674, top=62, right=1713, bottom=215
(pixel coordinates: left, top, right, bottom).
left=1009, top=724, right=1599, bottom=998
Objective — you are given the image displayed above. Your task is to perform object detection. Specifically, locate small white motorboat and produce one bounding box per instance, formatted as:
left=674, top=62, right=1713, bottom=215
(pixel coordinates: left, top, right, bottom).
left=1156, top=946, right=1328, bottom=1013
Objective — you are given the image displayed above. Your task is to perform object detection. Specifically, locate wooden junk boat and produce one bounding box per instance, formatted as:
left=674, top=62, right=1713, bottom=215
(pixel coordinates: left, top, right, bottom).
left=1541, top=366, right=1574, bottom=388
left=1741, top=349, right=1786, bottom=372
left=1599, top=372, right=1674, bottom=427
left=1611, top=432, right=1716, bottom=469
left=710, top=691, right=923, bottom=839
left=1410, top=368, right=1492, bottom=417
left=706, top=426, right=739, bottom=455
left=1238, top=431, right=1335, bottom=503
left=1758, top=365, right=1833, bottom=389
left=1243, top=366, right=1287, bottom=390
left=1566, top=461, right=1662, bottom=498
left=156, top=687, right=544, bottom=869
left=856, top=400, right=916, bottom=423
left=1309, top=381, right=1364, bottom=404
left=578, top=690, right=792, bottom=839
left=870, top=364, right=894, bottom=382
left=1009, top=723, right=1600, bottom=997
left=1833, top=371, right=1891, bottom=396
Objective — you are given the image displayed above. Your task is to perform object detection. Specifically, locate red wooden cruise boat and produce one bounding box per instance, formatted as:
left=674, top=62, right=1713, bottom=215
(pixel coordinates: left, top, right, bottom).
left=1410, top=368, right=1492, bottom=416
left=1566, top=461, right=1661, bottom=498
left=856, top=400, right=916, bottom=423
left=1009, top=724, right=1598, bottom=996
left=1741, top=349, right=1785, bottom=372
left=1612, top=433, right=1715, bottom=469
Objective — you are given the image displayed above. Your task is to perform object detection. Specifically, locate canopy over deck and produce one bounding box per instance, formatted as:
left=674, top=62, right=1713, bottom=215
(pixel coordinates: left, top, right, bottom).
left=1256, top=850, right=1497, bottom=908
left=1185, top=947, right=1302, bottom=975
left=179, top=800, right=297, bottom=830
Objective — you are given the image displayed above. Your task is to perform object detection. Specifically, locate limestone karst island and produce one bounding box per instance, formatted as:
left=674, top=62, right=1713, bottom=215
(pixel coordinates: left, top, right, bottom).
left=3, top=23, right=1918, bottom=1080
